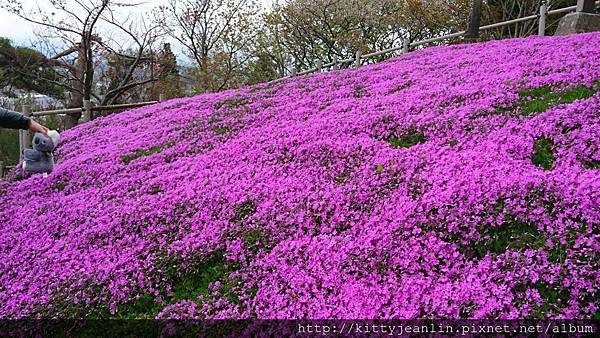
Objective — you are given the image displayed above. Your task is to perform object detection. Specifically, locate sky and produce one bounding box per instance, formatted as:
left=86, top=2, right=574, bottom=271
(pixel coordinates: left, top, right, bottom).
left=0, top=0, right=275, bottom=63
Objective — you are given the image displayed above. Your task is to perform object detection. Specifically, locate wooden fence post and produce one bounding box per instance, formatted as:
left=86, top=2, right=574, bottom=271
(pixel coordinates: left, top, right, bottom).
left=538, top=2, right=547, bottom=36
left=18, top=127, right=23, bottom=160
left=23, top=105, right=32, bottom=149
left=82, top=99, right=92, bottom=122
left=577, top=0, right=595, bottom=12
left=354, top=50, right=362, bottom=68
left=316, top=59, right=323, bottom=72
left=402, top=37, right=410, bottom=53
left=18, top=130, right=24, bottom=161
left=19, top=105, right=32, bottom=159
left=332, top=55, right=339, bottom=70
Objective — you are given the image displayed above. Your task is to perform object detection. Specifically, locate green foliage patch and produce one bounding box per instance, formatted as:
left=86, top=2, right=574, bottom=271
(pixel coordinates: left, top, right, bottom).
left=519, top=85, right=597, bottom=116
left=582, top=159, right=600, bottom=169
left=212, top=126, right=232, bottom=135
left=54, top=181, right=67, bottom=192
left=386, top=130, right=426, bottom=148
left=215, top=95, right=249, bottom=110
left=532, top=137, right=555, bottom=170
left=121, top=146, right=164, bottom=164
left=353, top=85, right=366, bottom=98
left=515, top=283, right=571, bottom=317
left=115, top=253, right=232, bottom=319
left=471, top=220, right=543, bottom=259
left=231, top=200, right=257, bottom=223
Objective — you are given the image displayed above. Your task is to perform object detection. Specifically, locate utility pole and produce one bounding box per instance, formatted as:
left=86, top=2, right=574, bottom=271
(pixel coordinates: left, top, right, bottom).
left=465, top=0, right=483, bottom=43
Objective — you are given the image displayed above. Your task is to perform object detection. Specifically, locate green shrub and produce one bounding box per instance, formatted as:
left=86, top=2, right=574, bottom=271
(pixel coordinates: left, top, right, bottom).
left=0, top=129, right=19, bottom=166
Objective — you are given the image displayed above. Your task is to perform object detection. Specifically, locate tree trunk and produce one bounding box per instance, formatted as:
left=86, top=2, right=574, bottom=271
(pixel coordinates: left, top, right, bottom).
left=199, top=53, right=210, bottom=93
left=64, top=41, right=86, bottom=129
left=83, top=36, right=95, bottom=120
left=64, top=33, right=95, bottom=129
left=465, top=0, right=483, bottom=43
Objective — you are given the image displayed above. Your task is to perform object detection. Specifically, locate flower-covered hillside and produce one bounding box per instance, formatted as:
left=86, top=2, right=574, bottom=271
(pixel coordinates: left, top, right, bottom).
left=1, top=33, right=599, bottom=319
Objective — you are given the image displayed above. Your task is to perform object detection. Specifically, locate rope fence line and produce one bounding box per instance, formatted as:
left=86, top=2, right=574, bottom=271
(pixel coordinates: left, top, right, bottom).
left=286, top=1, right=599, bottom=79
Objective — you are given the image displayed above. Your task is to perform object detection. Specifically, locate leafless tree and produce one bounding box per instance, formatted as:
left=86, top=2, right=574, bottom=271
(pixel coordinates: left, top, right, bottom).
left=98, top=7, right=162, bottom=106
left=0, top=0, right=162, bottom=127
left=154, top=0, right=261, bottom=93
left=264, top=0, right=471, bottom=72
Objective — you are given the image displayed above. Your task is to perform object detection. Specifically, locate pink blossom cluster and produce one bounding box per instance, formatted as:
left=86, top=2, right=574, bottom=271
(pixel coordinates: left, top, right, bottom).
left=0, top=33, right=599, bottom=319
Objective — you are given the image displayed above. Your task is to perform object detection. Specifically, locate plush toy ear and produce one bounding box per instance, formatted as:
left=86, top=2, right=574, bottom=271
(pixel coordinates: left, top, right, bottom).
left=48, top=130, right=60, bottom=147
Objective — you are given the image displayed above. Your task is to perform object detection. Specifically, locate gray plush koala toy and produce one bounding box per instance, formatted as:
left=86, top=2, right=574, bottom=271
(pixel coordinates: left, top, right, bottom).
left=23, top=131, right=60, bottom=175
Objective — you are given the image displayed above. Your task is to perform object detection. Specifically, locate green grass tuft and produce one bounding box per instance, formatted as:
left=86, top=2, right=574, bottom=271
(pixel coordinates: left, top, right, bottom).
left=387, top=130, right=426, bottom=148
left=55, top=182, right=67, bottom=192
left=213, top=126, right=231, bottom=135
left=532, top=137, right=555, bottom=170
left=582, top=159, right=600, bottom=169
left=231, top=200, right=257, bottom=223
left=121, top=146, right=163, bottom=164
left=519, top=86, right=552, bottom=98
left=170, top=256, right=228, bottom=303
left=558, top=86, right=596, bottom=104
left=519, top=85, right=597, bottom=116
left=471, top=220, right=543, bottom=259
left=115, top=254, right=230, bottom=319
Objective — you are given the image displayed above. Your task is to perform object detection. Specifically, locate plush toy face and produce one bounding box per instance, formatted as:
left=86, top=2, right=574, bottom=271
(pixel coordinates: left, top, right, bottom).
left=32, top=133, right=57, bottom=152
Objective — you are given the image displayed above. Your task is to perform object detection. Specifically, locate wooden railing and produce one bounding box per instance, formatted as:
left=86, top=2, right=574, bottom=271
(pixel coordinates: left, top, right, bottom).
left=286, top=1, right=599, bottom=78
left=7, top=94, right=166, bottom=177
left=1, top=96, right=164, bottom=179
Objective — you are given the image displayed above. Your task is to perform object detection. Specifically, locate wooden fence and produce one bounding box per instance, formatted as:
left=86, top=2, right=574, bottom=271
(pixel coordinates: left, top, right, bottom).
left=286, top=1, right=599, bottom=78
left=0, top=94, right=165, bottom=179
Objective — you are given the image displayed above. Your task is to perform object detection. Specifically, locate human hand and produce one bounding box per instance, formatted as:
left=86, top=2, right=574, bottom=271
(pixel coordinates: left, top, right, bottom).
left=28, top=119, right=48, bottom=136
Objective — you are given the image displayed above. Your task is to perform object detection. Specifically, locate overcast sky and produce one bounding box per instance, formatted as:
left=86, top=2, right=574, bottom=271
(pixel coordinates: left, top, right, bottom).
left=0, top=0, right=275, bottom=63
